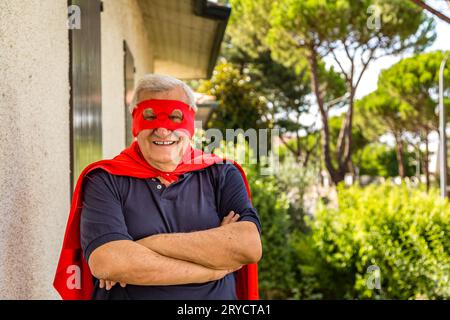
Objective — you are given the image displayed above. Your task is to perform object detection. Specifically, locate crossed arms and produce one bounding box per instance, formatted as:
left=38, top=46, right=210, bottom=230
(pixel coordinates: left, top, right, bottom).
left=88, top=211, right=262, bottom=287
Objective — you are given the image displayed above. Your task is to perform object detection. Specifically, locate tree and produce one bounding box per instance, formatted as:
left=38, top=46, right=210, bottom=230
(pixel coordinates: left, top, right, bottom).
left=328, top=115, right=370, bottom=177
left=226, top=0, right=346, bottom=168
left=378, top=50, right=450, bottom=189
left=232, top=0, right=435, bottom=184
left=356, top=90, right=413, bottom=177
left=196, top=59, right=269, bottom=133
left=409, top=0, right=450, bottom=25
left=224, top=47, right=317, bottom=166
left=354, top=143, right=419, bottom=178
left=279, top=114, right=370, bottom=176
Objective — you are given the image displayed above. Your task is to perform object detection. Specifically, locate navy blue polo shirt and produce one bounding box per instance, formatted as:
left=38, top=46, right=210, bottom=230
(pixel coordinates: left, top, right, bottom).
left=80, top=162, right=261, bottom=300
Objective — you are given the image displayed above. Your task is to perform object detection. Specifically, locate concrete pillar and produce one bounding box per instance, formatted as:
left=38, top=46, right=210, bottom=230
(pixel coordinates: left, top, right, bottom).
left=0, top=0, right=70, bottom=299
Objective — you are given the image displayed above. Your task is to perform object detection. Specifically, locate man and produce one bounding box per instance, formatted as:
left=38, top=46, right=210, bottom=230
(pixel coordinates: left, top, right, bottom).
left=54, top=74, right=262, bottom=300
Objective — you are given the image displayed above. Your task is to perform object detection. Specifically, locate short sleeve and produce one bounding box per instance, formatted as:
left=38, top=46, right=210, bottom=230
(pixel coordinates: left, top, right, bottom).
left=218, top=164, right=262, bottom=235
left=80, top=169, right=133, bottom=263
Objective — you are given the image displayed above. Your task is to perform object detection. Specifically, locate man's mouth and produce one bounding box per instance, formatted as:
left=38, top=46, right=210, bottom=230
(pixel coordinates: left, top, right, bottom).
left=152, top=140, right=177, bottom=146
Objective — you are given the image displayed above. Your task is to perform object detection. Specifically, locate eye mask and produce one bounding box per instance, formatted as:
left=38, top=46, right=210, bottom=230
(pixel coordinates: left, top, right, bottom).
left=132, top=99, right=195, bottom=137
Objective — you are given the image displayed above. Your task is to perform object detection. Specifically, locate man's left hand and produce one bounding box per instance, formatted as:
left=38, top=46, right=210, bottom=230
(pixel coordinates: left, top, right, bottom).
left=99, top=279, right=127, bottom=290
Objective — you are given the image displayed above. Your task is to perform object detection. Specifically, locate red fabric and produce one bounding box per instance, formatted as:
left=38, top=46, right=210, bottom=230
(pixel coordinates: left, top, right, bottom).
left=132, top=99, right=196, bottom=138
left=53, top=141, right=259, bottom=300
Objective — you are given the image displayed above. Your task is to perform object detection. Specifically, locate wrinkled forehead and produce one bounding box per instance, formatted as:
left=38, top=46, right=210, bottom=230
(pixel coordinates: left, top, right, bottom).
left=137, top=87, right=190, bottom=105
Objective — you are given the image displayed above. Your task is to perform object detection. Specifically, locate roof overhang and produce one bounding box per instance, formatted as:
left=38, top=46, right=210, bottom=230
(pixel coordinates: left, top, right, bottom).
left=138, top=0, right=231, bottom=79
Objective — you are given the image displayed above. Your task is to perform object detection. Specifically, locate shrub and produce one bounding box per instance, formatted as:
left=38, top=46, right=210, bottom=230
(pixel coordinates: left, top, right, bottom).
left=244, top=163, right=298, bottom=299
left=293, top=182, right=450, bottom=299
left=210, top=136, right=297, bottom=299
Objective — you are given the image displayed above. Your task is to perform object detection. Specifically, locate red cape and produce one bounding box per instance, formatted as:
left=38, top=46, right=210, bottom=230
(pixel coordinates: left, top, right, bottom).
left=53, top=141, right=259, bottom=300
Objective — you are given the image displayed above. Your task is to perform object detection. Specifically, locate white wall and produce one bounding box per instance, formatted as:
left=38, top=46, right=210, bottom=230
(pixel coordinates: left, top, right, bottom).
left=0, top=0, right=156, bottom=299
left=101, top=0, right=154, bottom=159
left=0, top=1, right=70, bottom=299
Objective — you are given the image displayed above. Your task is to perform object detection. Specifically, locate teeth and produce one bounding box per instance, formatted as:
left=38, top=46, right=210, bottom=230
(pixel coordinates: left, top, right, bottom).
left=153, top=141, right=176, bottom=145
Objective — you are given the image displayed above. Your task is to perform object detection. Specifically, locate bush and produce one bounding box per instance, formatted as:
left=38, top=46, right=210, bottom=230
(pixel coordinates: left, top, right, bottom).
left=275, top=152, right=320, bottom=232
left=293, top=182, right=450, bottom=299
left=244, top=163, right=298, bottom=299
left=210, top=136, right=297, bottom=299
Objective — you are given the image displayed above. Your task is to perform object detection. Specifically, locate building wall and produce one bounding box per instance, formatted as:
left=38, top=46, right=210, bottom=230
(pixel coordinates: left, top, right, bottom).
left=0, top=0, right=225, bottom=301
left=0, top=1, right=70, bottom=299
left=0, top=0, right=155, bottom=299
left=101, top=0, right=154, bottom=159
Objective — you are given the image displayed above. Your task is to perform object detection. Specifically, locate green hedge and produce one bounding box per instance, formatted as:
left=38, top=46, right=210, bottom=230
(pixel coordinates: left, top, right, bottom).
left=211, top=137, right=449, bottom=299
left=292, top=182, right=450, bottom=299
left=244, top=164, right=298, bottom=299
left=210, top=137, right=299, bottom=299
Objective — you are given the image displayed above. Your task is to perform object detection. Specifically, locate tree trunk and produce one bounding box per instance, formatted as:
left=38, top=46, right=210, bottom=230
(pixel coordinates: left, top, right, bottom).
left=348, top=159, right=357, bottom=180
left=410, top=0, right=450, bottom=24
left=336, top=87, right=354, bottom=182
left=394, top=133, right=405, bottom=178
left=307, top=46, right=343, bottom=185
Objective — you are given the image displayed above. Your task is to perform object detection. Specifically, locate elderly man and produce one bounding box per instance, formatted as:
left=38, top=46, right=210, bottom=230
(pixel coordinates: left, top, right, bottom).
left=54, top=74, right=262, bottom=300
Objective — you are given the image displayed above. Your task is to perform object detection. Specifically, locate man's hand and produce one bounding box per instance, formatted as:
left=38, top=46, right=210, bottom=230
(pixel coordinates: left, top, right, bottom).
left=100, top=279, right=127, bottom=290
left=221, top=211, right=240, bottom=226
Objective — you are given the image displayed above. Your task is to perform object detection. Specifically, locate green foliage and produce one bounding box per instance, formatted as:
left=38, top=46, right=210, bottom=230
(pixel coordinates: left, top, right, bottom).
left=277, top=115, right=370, bottom=171
left=266, top=0, right=434, bottom=57
left=245, top=164, right=298, bottom=299
left=222, top=47, right=314, bottom=136
left=378, top=50, right=450, bottom=132
left=228, top=0, right=274, bottom=59
left=354, top=143, right=418, bottom=177
left=355, top=89, right=412, bottom=140
left=196, top=60, right=269, bottom=133
left=229, top=0, right=436, bottom=185
left=328, top=115, right=370, bottom=168
left=212, top=136, right=297, bottom=299
left=276, top=152, right=321, bottom=231
left=293, top=183, right=450, bottom=299
left=205, top=2, right=449, bottom=300
left=262, top=0, right=435, bottom=103
left=212, top=136, right=449, bottom=300
left=228, top=0, right=347, bottom=108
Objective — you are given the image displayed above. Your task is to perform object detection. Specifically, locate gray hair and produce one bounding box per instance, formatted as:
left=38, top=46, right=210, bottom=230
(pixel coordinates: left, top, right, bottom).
left=129, top=74, right=197, bottom=113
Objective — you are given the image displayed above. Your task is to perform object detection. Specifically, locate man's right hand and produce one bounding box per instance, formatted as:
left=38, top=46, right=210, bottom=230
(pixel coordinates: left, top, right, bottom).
left=221, top=211, right=240, bottom=226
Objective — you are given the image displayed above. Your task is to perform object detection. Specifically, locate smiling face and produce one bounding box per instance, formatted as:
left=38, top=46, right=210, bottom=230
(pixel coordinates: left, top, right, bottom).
left=135, top=86, right=193, bottom=172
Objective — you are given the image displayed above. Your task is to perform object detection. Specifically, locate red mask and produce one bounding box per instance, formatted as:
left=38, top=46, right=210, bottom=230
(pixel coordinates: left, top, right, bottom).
left=132, top=99, right=195, bottom=137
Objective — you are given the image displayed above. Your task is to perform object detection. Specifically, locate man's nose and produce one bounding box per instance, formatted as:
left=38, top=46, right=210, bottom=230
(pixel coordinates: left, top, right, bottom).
left=153, top=127, right=172, bottom=137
